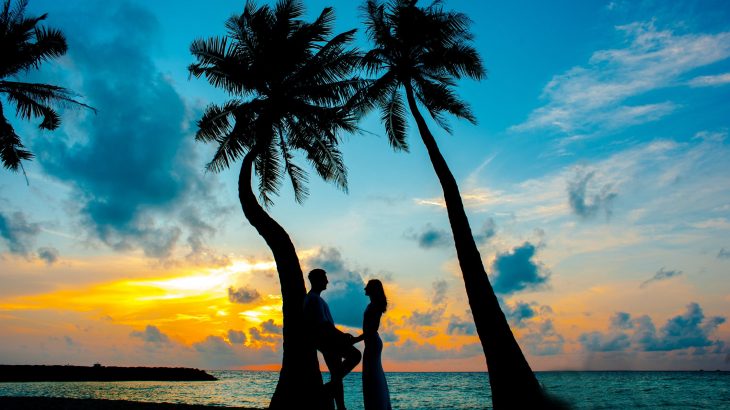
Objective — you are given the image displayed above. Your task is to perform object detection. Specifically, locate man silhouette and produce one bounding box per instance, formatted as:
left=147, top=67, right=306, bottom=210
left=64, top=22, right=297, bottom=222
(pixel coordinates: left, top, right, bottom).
left=304, top=268, right=361, bottom=410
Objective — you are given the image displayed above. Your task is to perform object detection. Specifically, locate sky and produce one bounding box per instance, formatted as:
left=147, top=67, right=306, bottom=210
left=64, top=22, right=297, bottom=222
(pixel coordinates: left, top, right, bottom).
left=1, top=0, right=729, bottom=372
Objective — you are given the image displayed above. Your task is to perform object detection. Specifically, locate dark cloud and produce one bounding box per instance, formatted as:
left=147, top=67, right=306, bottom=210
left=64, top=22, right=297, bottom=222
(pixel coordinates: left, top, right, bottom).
left=192, top=333, right=280, bottom=368
left=0, top=211, right=41, bottom=256
left=386, top=339, right=483, bottom=361
left=308, top=248, right=369, bottom=328
left=193, top=335, right=234, bottom=355
left=405, top=224, right=451, bottom=249
left=640, top=267, right=682, bottom=288
left=260, top=319, right=282, bottom=335
left=567, top=171, right=617, bottom=219
left=447, top=316, right=476, bottom=335
left=405, top=308, right=445, bottom=327
left=641, top=303, right=726, bottom=352
left=717, top=248, right=730, bottom=259
left=491, top=242, right=550, bottom=294
left=36, top=247, right=60, bottom=265
left=579, top=332, right=631, bottom=352
left=380, top=331, right=399, bottom=343
left=228, top=286, right=261, bottom=304
left=227, top=329, right=246, bottom=345
left=474, top=218, right=497, bottom=244
left=130, top=325, right=170, bottom=345
left=582, top=303, right=726, bottom=354
left=431, top=280, right=448, bottom=305
left=610, top=312, right=633, bottom=330
left=32, top=2, right=216, bottom=260
left=521, top=319, right=564, bottom=356
left=504, top=301, right=537, bottom=328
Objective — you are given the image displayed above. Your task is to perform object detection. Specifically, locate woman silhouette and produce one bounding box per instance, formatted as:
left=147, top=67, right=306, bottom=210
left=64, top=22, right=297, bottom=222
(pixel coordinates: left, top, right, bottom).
left=353, top=279, right=392, bottom=410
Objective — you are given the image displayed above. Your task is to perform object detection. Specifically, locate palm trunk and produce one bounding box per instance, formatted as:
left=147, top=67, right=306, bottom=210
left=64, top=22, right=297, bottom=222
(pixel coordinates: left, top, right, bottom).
left=403, top=84, right=548, bottom=408
left=238, top=150, right=324, bottom=409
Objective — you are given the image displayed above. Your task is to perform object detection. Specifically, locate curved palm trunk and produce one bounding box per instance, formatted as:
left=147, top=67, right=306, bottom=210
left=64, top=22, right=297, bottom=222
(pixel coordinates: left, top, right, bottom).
left=238, top=151, right=325, bottom=409
left=403, top=85, right=548, bottom=408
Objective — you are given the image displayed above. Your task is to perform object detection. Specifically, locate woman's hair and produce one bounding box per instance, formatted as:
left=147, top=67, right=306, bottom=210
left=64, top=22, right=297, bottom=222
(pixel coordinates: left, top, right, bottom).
left=366, top=279, right=387, bottom=313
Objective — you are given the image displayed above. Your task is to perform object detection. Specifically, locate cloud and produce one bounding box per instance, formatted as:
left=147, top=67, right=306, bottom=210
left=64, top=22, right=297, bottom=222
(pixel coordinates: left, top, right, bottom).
left=130, top=325, right=170, bottom=345
left=473, top=218, right=497, bottom=244
left=228, top=286, right=261, bottom=304
left=182, top=207, right=231, bottom=267
left=431, top=280, right=448, bottom=305
left=579, top=332, right=631, bottom=352
left=387, top=339, right=483, bottom=361
left=32, top=2, right=218, bottom=260
left=503, top=301, right=537, bottom=328
left=640, top=303, right=726, bottom=352
left=568, top=171, right=617, bottom=219
left=193, top=335, right=233, bottom=355
left=718, top=248, right=730, bottom=259
left=260, top=319, right=282, bottom=335
left=192, top=333, right=280, bottom=368
left=490, top=242, right=550, bottom=295
left=246, top=320, right=283, bottom=345
left=520, top=319, right=564, bottom=356
left=610, top=312, right=633, bottom=330
left=688, top=72, right=730, bottom=87
left=227, top=329, right=246, bottom=345
left=0, top=211, right=41, bottom=257
left=405, top=308, right=445, bottom=327
left=446, top=315, right=476, bottom=336
left=36, top=247, right=60, bottom=265
left=405, top=224, right=451, bottom=249
left=511, top=22, right=730, bottom=134
left=307, top=248, right=369, bottom=328
left=640, top=267, right=683, bottom=288
left=582, top=303, right=726, bottom=354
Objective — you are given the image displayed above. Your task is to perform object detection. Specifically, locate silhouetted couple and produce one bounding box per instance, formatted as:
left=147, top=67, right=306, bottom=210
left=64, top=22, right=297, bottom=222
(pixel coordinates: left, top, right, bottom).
left=304, top=268, right=392, bottom=410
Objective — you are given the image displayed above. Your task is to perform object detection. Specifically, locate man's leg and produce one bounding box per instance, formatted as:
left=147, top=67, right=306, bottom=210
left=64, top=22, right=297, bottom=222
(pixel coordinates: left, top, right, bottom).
left=322, top=350, right=346, bottom=410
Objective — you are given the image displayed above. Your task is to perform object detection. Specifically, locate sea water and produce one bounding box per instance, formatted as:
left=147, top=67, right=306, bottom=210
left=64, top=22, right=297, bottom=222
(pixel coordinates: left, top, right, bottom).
left=1, top=371, right=729, bottom=409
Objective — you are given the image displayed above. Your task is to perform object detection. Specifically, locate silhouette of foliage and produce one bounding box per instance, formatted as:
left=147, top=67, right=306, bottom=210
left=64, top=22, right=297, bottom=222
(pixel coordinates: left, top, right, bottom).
left=0, top=0, right=92, bottom=173
left=189, top=0, right=364, bottom=205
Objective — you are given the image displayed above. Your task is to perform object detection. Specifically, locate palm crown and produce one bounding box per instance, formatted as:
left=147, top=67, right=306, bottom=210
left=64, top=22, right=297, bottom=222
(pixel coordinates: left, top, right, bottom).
left=0, top=0, right=91, bottom=172
left=189, top=0, right=363, bottom=206
left=359, top=0, right=485, bottom=150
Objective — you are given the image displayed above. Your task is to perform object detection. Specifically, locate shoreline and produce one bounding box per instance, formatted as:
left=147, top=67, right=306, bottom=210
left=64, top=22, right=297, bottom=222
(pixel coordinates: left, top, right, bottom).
left=0, top=396, right=263, bottom=409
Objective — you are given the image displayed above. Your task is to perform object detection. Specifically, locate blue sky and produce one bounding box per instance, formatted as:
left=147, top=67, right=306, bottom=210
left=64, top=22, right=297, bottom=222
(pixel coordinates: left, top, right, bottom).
left=1, top=0, right=729, bottom=371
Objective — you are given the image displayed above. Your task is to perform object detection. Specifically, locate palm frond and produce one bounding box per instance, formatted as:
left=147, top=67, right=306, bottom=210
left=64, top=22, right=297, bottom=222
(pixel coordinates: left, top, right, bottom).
left=0, top=105, right=33, bottom=171
left=278, top=132, right=309, bottom=203
left=381, top=85, right=408, bottom=150
left=254, top=137, right=282, bottom=207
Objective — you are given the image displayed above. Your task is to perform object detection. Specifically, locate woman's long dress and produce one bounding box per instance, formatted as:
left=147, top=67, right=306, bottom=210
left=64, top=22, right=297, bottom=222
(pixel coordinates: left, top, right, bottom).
left=362, top=304, right=392, bottom=410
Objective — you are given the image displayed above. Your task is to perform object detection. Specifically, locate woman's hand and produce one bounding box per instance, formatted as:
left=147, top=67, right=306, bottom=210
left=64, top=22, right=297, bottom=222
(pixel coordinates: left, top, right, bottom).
left=351, top=334, right=364, bottom=344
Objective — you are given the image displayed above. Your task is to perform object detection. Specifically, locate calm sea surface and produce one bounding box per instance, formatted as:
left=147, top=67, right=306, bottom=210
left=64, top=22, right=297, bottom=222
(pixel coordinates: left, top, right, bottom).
left=1, top=371, right=729, bottom=409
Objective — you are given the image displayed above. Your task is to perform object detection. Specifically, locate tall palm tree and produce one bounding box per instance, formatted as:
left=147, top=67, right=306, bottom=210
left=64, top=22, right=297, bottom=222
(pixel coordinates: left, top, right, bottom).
left=189, top=1, right=362, bottom=408
left=358, top=0, right=555, bottom=407
left=0, top=0, right=92, bottom=176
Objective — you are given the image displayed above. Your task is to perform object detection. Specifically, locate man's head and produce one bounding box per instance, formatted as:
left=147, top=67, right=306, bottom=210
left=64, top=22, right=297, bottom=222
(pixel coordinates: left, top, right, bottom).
left=308, top=268, right=328, bottom=292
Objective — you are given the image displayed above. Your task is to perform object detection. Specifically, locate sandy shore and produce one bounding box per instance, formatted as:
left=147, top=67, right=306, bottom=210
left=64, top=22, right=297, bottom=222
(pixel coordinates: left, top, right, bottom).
left=0, top=397, right=263, bottom=409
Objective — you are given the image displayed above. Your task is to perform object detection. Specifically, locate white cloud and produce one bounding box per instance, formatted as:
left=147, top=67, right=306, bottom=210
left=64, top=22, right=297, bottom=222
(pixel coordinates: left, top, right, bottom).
left=511, top=22, right=730, bottom=134
left=688, top=72, right=730, bottom=87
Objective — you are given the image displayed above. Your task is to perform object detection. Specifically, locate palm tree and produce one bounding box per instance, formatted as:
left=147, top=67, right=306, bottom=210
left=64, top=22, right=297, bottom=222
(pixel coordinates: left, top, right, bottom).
left=189, top=1, right=362, bottom=408
left=0, top=0, right=92, bottom=176
left=358, top=0, right=555, bottom=407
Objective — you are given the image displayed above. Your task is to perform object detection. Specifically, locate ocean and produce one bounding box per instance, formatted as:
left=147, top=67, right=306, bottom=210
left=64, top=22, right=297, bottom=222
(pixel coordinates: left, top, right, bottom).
left=1, top=371, right=729, bottom=409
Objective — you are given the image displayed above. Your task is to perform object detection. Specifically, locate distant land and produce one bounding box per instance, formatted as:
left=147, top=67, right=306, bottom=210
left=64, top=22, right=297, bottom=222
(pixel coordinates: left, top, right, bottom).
left=0, top=365, right=217, bottom=382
